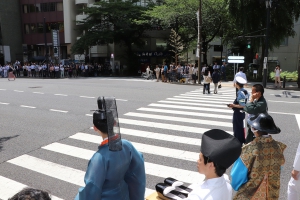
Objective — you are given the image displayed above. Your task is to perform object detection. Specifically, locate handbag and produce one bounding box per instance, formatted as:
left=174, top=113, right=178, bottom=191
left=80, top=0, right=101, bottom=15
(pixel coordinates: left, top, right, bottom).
left=204, top=76, right=212, bottom=83
left=218, top=83, right=222, bottom=88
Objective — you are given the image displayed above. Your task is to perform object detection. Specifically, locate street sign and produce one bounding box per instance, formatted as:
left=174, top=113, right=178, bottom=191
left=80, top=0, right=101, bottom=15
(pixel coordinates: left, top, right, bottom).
left=52, top=30, right=60, bottom=58
left=228, top=60, right=244, bottom=63
left=228, top=56, right=245, bottom=60
left=263, top=57, right=268, bottom=69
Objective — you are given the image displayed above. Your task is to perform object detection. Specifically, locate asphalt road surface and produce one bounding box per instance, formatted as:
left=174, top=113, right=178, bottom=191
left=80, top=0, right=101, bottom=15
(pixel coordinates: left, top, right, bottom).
left=0, top=77, right=299, bottom=199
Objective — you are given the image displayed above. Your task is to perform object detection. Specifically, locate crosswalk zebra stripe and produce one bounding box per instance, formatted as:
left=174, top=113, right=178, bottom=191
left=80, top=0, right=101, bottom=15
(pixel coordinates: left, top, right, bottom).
left=145, top=188, right=155, bottom=198
left=158, top=100, right=232, bottom=109
left=0, top=176, right=63, bottom=200
left=44, top=141, right=198, bottom=162
left=179, top=94, right=234, bottom=100
left=190, top=89, right=234, bottom=93
left=72, top=130, right=201, bottom=146
left=173, top=95, right=234, bottom=101
left=149, top=103, right=233, bottom=114
left=36, top=144, right=204, bottom=184
left=119, top=118, right=233, bottom=135
left=7, top=155, right=86, bottom=187
left=185, top=92, right=235, bottom=97
left=166, top=97, right=232, bottom=104
left=137, top=107, right=232, bottom=120
left=124, top=112, right=232, bottom=128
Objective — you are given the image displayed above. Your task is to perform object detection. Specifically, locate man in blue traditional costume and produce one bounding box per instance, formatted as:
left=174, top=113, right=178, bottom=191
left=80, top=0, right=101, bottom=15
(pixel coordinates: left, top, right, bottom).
left=75, top=96, right=146, bottom=200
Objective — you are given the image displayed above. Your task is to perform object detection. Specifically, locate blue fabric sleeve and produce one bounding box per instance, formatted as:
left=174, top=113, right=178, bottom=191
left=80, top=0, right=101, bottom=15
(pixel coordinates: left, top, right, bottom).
left=230, top=157, right=248, bottom=191
left=237, top=91, right=246, bottom=107
left=75, top=153, right=105, bottom=200
left=124, top=141, right=146, bottom=200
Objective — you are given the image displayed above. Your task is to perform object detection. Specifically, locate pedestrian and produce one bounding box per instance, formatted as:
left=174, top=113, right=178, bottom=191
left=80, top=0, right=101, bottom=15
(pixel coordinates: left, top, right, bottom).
left=192, top=65, right=198, bottom=84
left=221, top=62, right=226, bottom=81
left=212, top=69, right=221, bottom=94
left=60, top=65, right=64, bottom=78
left=163, top=62, right=168, bottom=82
left=231, top=113, right=286, bottom=200
left=274, top=65, right=282, bottom=88
left=8, top=188, right=51, bottom=200
left=154, top=65, right=160, bottom=82
left=185, top=129, right=242, bottom=200
left=243, top=84, right=268, bottom=143
left=75, top=97, right=146, bottom=200
left=233, top=67, right=247, bottom=96
left=161, top=65, right=165, bottom=82
left=202, top=66, right=211, bottom=94
left=287, top=142, right=300, bottom=200
left=227, top=76, right=248, bottom=144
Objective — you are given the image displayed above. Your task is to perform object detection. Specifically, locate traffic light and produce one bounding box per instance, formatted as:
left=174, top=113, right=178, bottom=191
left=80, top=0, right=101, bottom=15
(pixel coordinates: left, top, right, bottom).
left=54, top=47, right=58, bottom=54
left=247, top=40, right=251, bottom=49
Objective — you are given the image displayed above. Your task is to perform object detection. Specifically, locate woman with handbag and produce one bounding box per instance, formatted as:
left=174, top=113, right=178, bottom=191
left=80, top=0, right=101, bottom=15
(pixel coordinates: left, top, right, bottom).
left=202, top=66, right=211, bottom=94
left=212, top=69, right=221, bottom=94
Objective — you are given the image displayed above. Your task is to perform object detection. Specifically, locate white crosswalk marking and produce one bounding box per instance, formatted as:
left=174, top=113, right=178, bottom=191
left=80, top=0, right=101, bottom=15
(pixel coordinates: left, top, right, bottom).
left=0, top=88, right=236, bottom=199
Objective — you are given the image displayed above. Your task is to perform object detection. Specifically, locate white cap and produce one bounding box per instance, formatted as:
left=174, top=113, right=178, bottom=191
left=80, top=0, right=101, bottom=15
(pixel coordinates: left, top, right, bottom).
left=236, top=76, right=247, bottom=84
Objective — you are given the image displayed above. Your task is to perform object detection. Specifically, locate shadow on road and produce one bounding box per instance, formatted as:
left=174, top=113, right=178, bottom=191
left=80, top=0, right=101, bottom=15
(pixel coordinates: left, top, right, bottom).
left=0, top=135, right=19, bottom=152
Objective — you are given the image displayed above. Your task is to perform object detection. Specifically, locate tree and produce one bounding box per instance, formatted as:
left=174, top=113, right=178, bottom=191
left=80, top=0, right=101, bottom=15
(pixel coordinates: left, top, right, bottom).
left=168, top=29, right=184, bottom=65
left=226, top=0, right=300, bottom=74
left=142, top=0, right=229, bottom=65
left=71, top=0, right=152, bottom=73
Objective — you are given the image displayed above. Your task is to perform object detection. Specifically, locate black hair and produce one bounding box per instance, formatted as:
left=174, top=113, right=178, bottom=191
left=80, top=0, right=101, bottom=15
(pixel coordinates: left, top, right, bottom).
left=93, top=110, right=108, bottom=134
left=203, top=155, right=226, bottom=177
left=239, top=67, right=244, bottom=72
left=236, top=81, right=244, bottom=88
left=9, top=188, right=51, bottom=200
left=252, top=84, right=264, bottom=95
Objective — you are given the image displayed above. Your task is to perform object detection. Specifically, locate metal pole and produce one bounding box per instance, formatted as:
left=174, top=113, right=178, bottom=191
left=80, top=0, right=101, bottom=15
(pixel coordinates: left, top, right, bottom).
left=43, top=17, right=48, bottom=78
left=220, top=37, right=223, bottom=65
left=197, top=0, right=202, bottom=84
left=263, top=1, right=270, bottom=88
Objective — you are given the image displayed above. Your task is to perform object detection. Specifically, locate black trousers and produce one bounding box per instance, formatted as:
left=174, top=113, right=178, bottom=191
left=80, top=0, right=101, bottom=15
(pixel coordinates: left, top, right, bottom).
left=233, top=110, right=245, bottom=144
left=203, top=83, right=210, bottom=93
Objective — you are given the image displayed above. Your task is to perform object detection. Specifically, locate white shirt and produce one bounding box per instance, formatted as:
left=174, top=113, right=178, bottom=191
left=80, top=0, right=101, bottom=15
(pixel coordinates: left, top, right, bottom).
left=233, top=71, right=247, bottom=83
left=275, top=69, right=281, bottom=77
left=293, top=142, right=300, bottom=171
left=186, top=175, right=232, bottom=200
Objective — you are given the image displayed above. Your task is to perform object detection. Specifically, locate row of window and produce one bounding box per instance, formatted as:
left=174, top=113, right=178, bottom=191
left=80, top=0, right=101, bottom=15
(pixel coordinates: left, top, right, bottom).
left=22, top=2, right=63, bottom=13
left=24, top=23, right=64, bottom=34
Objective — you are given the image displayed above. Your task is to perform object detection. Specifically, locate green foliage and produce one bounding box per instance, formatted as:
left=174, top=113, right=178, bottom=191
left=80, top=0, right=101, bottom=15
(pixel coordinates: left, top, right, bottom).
left=168, top=29, right=184, bottom=64
left=71, top=0, right=152, bottom=70
left=269, top=71, right=298, bottom=81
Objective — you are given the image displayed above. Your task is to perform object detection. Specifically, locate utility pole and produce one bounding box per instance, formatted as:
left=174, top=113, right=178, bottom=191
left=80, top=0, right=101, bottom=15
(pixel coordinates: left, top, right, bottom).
left=197, top=0, right=202, bottom=84
left=263, top=0, right=271, bottom=88
left=43, top=17, right=48, bottom=78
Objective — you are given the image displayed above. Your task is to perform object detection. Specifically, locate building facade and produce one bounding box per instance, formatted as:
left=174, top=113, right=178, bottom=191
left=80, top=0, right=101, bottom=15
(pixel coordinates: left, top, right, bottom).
left=0, top=0, right=23, bottom=64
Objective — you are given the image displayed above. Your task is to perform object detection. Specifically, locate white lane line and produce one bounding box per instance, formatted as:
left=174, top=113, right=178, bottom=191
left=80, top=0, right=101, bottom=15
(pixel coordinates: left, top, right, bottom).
left=0, top=176, right=63, bottom=200
left=0, top=102, right=9, bottom=105
left=54, top=94, right=68, bottom=96
left=79, top=128, right=199, bottom=146
left=14, top=90, right=24, bottom=93
left=166, top=97, right=232, bottom=104
left=149, top=103, right=233, bottom=114
left=33, top=92, right=44, bottom=94
left=20, top=105, right=36, bottom=109
left=137, top=107, right=232, bottom=120
left=41, top=142, right=204, bottom=184
left=86, top=114, right=93, bottom=117
left=8, top=155, right=85, bottom=187
left=80, top=96, right=95, bottom=99
left=158, top=100, right=231, bottom=109
left=296, top=114, right=300, bottom=131
left=180, top=94, right=234, bottom=100
left=174, top=95, right=234, bottom=101
left=0, top=89, right=6, bottom=91
left=50, top=109, right=68, bottom=113
left=116, top=99, right=128, bottom=101
left=119, top=118, right=233, bottom=135
left=268, top=100, right=300, bottom=104
left=44, top=141, right=198, bottom=162
left=125, top=112, right=232, bottom=128
left=185, top=92, right=235, bottom=97
left=268, top=111, right=298, bottom=115
left=190, top=89, right=234, bottom=93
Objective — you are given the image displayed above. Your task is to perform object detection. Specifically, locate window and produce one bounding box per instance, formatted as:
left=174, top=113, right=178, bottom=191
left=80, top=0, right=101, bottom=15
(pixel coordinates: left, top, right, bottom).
left=40, top=3, right=48, bottom=12
left=156, top=39, right=167, bottom=50
left=28, top=4, right=35, bottom=12
left=57, top=3, right=63, bottom=11
left=37, top=23, right=44, bottom=33
left=214, top=45, right=223, bottom=52
left=35, top=4, right=41, bottom=12
left=280, top=37, right=288, bottom=46
left=23, top=5, right=28, bottom=13
left=48, top=3, right=56, bottom=12
left=30, top=24, right=37, bottom=33
left=24, top=24, right=30, bottom=34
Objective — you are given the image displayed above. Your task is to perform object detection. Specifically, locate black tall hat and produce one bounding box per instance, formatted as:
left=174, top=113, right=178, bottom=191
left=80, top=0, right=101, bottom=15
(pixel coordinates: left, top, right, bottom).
left=247, top=113, right=281, bottom=134
left=93, top=96, right=122, bottom=151
left=201, top=129, right=242, bottom=169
